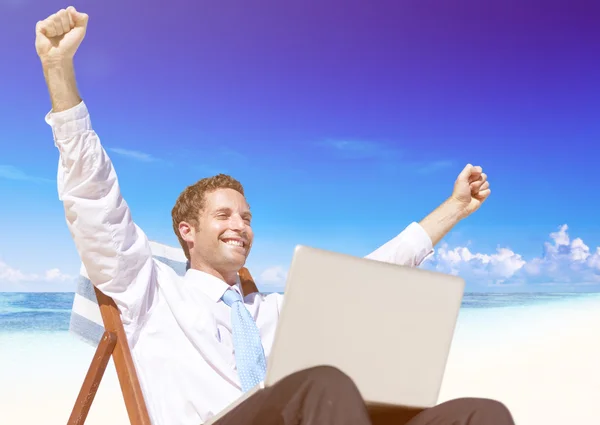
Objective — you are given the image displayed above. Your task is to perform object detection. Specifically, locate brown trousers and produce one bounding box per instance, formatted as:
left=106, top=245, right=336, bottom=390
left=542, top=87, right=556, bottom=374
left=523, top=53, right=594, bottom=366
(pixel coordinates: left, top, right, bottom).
left=214, top=366, right=515, bottom=425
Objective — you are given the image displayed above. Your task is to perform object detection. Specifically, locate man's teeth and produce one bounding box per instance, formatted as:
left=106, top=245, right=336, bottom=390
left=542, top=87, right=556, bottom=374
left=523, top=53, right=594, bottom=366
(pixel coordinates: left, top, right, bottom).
left=224, top=240, right=243, bottom=247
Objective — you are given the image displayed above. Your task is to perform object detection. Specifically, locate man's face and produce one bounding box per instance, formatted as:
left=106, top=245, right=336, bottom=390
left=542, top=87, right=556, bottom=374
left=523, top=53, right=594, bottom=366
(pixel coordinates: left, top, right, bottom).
left=188, top=188, right=253, bottom=280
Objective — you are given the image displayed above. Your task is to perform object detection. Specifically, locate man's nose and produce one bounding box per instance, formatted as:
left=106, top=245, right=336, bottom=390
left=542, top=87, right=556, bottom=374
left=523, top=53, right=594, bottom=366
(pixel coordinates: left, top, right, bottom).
left=229, top=215, right=245, bottom=230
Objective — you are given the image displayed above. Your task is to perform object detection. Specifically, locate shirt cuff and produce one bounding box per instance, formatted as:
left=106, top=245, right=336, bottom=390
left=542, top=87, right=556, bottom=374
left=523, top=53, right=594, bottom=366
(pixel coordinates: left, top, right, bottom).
left=45, top=101, right=92, bottom=142
left=405, top=222, right=434, bottom=265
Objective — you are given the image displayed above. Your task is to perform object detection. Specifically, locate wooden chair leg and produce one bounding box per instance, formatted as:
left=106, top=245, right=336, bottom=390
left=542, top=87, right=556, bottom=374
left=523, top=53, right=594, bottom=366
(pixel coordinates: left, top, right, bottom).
left=94, top=288, right=153, bottom=425
left=67, top=331, right=118, bottom=425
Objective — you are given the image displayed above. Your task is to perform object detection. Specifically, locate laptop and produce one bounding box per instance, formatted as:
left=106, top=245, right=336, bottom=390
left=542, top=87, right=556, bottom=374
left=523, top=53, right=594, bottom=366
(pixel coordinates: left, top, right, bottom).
left=205, top=244, right=465, bottom=424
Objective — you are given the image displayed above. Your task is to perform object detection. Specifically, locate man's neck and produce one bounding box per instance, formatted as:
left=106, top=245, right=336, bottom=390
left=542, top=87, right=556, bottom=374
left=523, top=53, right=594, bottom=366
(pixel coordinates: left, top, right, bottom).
left=189, top=262, right=238, bottom=286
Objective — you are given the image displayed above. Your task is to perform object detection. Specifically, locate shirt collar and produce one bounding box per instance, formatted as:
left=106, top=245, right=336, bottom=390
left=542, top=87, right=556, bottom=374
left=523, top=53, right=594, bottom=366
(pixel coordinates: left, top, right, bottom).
left=184, top=268, right=243, bottom=302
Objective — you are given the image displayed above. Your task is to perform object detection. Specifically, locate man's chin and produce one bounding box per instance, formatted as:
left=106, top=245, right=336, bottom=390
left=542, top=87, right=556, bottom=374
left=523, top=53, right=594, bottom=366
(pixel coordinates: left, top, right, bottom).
left=221, top=251, right=247, bottom=269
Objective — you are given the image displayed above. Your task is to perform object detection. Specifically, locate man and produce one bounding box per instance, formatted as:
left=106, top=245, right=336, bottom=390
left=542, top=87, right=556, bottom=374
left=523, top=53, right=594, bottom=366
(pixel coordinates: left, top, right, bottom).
left=36, top=7, right=513, bottom=425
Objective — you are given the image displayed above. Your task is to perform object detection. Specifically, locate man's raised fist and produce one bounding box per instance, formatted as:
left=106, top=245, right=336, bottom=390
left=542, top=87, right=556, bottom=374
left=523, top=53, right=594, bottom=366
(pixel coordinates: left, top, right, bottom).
left=35, top=6, right=88, bottom=63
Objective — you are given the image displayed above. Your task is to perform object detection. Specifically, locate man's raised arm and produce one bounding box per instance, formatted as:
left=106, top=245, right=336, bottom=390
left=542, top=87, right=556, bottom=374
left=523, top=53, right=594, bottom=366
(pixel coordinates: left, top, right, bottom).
left=37, top=7, right=155, bottom=325
left=365, top=164, right=491, bottom=266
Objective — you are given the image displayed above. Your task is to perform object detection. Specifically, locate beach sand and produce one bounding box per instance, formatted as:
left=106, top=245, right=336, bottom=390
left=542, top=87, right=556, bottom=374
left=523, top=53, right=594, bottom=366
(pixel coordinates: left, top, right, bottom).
left=2, top=296, right=599, bottom=425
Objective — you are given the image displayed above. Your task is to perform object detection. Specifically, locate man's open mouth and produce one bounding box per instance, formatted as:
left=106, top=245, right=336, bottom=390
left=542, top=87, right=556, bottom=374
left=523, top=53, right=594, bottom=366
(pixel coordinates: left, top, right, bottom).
left=221, top=238, right=245, bottom=248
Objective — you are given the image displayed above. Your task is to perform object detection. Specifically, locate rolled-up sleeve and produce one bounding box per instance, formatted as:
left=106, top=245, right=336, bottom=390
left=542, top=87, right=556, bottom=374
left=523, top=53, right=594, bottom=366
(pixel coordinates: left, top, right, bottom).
left=47, top=102, right=156, bottom=326
left=364, top=222, right=433, bottom=266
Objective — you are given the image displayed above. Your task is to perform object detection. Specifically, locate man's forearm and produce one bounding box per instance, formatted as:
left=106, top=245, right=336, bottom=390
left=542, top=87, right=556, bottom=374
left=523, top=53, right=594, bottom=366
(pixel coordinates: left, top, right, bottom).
left=42, top=59, right=82, bottom=112
left=418, top=197, right=466, bottom=246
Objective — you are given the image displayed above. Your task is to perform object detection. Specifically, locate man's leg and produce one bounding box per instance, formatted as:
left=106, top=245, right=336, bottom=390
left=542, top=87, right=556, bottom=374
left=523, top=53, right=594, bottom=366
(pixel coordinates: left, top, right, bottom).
left=214, top=365, right=372, bottom=425
left=405, top=398, right=515, bottom=425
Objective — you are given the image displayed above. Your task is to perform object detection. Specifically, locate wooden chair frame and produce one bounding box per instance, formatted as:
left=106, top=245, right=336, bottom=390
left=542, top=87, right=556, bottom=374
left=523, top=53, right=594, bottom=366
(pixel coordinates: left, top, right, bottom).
left=67, top=267, right=259, bottom=425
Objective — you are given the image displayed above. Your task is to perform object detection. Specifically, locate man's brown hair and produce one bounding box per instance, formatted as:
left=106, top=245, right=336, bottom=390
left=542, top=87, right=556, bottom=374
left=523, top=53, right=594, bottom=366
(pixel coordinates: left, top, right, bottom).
left=171, top=174, right=245, bottom=259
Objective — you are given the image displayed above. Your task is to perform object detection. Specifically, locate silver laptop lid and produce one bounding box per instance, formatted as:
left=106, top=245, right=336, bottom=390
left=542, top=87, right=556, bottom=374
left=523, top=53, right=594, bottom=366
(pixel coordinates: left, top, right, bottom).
left=265, top=245, right=465, bottom=409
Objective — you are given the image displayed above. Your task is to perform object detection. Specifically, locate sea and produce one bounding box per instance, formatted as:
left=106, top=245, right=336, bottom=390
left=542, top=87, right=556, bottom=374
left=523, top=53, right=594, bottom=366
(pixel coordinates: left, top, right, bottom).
left=2, top=291, right=600, bottom=334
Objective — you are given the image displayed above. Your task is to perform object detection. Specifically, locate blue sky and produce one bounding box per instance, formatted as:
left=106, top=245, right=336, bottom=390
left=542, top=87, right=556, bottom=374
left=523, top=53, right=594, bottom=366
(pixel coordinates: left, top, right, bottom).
left=0, top=0, right=599, bottom=292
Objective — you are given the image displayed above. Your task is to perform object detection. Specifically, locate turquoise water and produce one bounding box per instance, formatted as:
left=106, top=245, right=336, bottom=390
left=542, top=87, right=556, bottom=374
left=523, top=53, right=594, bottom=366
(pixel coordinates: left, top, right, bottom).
left=1, top=292, right=599, bottom=333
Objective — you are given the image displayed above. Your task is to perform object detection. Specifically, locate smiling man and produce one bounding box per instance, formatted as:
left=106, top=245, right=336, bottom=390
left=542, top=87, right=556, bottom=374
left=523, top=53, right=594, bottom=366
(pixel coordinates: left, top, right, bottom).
left=36, top=7, right=514, bottom=425
left=172, top=176, right=255, bottom=284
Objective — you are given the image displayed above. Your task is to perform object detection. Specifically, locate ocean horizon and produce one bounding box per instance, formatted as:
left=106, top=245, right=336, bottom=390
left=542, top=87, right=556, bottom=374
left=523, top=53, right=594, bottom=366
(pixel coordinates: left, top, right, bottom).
left=3, top=291, right=600, bottom=333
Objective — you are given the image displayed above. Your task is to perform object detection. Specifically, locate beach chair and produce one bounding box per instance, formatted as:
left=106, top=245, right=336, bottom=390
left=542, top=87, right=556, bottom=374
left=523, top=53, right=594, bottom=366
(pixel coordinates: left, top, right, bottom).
left=66, top=241, right=260, bottom=425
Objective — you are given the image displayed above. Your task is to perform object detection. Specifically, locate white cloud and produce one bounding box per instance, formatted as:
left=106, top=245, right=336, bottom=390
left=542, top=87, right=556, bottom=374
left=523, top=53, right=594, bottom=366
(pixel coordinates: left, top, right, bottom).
left=512, top=225, right=600, bottom=286
left=423, top=224, right=600, bottom=289
left=317, top=140, right=454, bottom=175
left=0, top=165, right=52, bottom=183
left=423, top=244, right=527, bottom=287
left=254, top=224, right=600, bottom=292
left=0, top=259, right=74, bottom=285
left=258, top=266, right=288, bottom=287
left=108, top=148, right=163, bottom=163
left=44, top=268, right=74, bottom=282
left=0, top=260, right=29, bottom=283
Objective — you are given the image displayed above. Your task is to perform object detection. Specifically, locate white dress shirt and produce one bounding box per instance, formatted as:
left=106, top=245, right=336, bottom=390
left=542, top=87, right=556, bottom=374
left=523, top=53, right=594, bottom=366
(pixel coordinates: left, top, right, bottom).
left=46, top=102, right=434, bottom=425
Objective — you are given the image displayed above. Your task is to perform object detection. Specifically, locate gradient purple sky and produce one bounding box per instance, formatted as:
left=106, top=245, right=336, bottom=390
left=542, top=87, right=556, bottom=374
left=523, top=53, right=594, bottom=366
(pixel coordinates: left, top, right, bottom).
left=1, top=0, right=599, bottom=292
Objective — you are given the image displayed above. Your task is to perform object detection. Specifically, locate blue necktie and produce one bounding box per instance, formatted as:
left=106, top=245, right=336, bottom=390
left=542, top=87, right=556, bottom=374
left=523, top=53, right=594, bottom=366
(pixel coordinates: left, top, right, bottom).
left=221, top=289, right=267, bottom=392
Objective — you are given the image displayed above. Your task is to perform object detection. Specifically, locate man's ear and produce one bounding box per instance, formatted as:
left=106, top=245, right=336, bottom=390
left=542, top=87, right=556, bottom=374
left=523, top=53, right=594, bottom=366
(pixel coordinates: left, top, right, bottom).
left=179, top=221, right=195, bottom=243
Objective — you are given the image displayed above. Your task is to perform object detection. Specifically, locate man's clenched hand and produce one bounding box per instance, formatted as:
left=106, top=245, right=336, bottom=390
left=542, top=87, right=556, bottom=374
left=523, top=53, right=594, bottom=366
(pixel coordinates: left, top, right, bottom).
left=35, top=7, right=88, bottom=112
left=35, top=6, right=88, bottom=65
left=450, top=164, right=491, bottom=218
left=417, top=164, right=491, bottom=246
